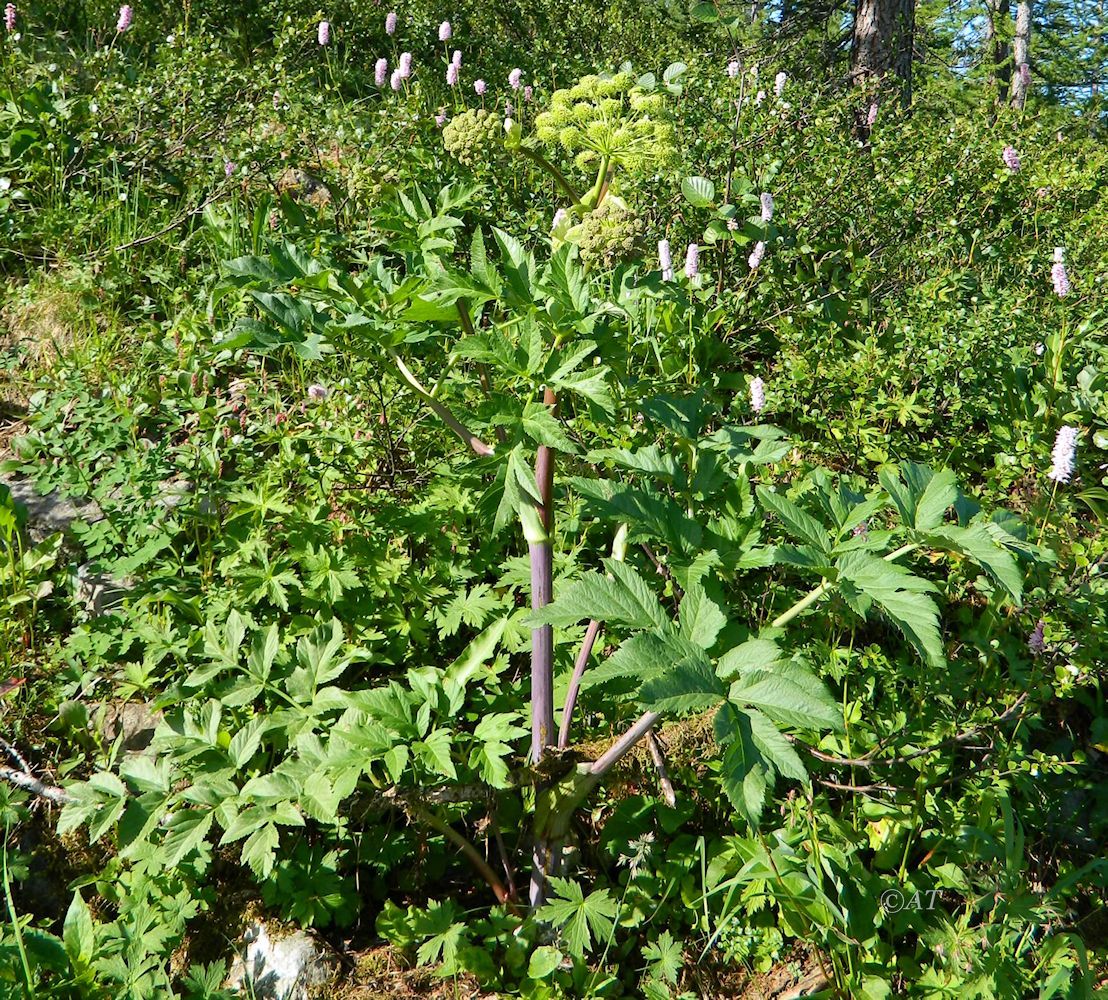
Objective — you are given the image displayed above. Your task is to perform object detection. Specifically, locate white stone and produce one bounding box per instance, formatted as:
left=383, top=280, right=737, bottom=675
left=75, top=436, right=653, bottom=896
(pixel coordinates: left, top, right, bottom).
left=226, top=922, right=335, bottom=1000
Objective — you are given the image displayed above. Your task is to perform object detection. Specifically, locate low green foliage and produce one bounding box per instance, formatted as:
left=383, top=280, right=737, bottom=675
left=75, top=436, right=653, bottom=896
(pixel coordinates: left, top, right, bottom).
left=1, top=1, right=1106, bottom=997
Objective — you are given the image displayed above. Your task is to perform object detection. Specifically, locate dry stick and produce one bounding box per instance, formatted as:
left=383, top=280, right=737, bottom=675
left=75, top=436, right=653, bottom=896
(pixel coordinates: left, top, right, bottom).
left=0, top=740, right=73, bottom=805
left=387, top=349, right=495, bottom=457
left=645, top=732, right=677, bottom=808
left=0, top=767, right=73, bottom=804
left=406, top=804, right=519, bottom=913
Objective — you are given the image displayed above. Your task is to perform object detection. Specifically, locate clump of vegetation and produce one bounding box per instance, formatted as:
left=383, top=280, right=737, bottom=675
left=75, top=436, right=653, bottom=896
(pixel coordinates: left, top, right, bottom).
left=1, top=0, right=1107, bottom=997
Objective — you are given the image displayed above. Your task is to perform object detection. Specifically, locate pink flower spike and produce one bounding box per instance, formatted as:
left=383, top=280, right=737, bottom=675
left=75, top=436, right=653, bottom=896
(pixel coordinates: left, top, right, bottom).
left=116, top=4, right=133, bottom=32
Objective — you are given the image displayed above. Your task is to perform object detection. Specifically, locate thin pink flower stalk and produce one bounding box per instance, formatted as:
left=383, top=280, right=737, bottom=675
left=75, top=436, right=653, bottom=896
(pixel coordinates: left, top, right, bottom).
left=1052, top=248, right=1070, bottom=297
left=748, top=241, right=765, bottom=269
left=446, top=63, right=459, bottom=86
left=1002, top=146, right=1021, bottom=172
left=760, top=192, right=774, bottom=223
left=385, top=11, right=397, bottom=34
left=4, top=3, right=15, bottom=31
left=474, top=78, right=486, bottom=95
left=224, top=160, right=235, bottom=178
left=116, top=4, right=133, bottom=32
left=774, top=71, right=787, bottom=97
left=438, top=20, right=452, bottom=41
left=684, top=243, right=699, bottom=280
left=390, top=68, right=403, bottom=91
left=524, top=85, right=533, bottom=102
left=866, top=102, right=878, bottom=127
left=658, top=239, right=673, bottom=281
left=727, top=60, right=739, bottom=78
left=375, top=58, right=388, bottom=86
left=509, top=67, right=522, bottom=89
left=317, top=20, right=330, bottom=45
left=451, top=49, right=462, bottom=67
left=1047, top=426, right=1079, bottom=483
left=750, top=377, right=766, bottom=413
left=398, top=51, right=412, bottom=78
left=435, top=109, right=447, bottom=127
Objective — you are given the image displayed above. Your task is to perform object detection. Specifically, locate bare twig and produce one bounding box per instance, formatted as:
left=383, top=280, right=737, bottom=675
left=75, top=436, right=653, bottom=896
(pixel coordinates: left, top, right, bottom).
left=646, top=732, right=677, bottom=807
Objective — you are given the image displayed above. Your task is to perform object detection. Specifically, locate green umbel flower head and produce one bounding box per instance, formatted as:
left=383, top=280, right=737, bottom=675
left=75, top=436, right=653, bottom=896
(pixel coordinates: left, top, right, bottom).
left=570, top=197, right=645, bottom=268
left=442, top=109, right=505, bottom=167
left=534, top=72, right=679, bottom=176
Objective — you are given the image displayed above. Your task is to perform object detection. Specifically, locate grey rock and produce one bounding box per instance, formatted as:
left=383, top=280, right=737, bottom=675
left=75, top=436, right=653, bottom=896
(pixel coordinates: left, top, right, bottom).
left=95, top=701, right=162, bottom=752
left=0, top=471, right=103, bottom=543
left=226, top=922, right=336, bottom=1000
left=75, top=563, right=133, bottom=616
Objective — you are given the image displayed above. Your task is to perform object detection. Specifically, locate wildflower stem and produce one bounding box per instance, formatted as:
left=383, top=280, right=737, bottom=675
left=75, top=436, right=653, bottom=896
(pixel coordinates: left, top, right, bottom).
left=771, top=542, right=920, bottom=628
left=517, top=147, right=582, bottom=207
left=386, top=348, right=494, bottom=456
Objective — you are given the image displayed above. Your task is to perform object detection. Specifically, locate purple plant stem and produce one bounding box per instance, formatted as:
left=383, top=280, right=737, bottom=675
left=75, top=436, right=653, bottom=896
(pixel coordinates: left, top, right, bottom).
left=530, top=540, right=555, bottom=761
left=557, top=618, right=602, bottom=749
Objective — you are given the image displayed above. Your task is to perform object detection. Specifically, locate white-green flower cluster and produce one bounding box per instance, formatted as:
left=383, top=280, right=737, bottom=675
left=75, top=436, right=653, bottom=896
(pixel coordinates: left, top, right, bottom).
left=571, top=197, right=645, bottom=268
left=442, top=109, right=505, bottom=167
left=534, top=71, right=678, bottom=174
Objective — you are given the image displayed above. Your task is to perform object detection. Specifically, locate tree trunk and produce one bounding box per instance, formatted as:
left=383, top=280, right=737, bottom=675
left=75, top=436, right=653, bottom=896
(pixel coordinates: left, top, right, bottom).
left=850, top=0, right=916, bottom=104
left=985, top=0, right=1012, bottom=104
left=1010, top=0, right=1032, bottom=107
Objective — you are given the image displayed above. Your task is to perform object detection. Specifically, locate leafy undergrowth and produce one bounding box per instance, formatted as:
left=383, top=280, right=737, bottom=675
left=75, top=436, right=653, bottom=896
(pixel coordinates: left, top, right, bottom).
left=2, top=1, right=1108, bottom=998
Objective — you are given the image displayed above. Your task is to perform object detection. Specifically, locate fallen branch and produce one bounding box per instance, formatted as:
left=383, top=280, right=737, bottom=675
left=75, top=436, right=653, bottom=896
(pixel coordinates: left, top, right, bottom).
left=0, top=740, right=74, bottom=806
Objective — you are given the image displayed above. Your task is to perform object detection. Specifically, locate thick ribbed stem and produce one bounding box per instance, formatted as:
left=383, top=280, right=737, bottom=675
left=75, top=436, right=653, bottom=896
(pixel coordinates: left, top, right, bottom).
left=530, top=540, right=555, bottom=762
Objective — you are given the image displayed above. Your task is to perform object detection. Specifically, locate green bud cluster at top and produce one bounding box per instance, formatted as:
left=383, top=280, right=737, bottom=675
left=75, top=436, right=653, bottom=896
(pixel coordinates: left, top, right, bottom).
left=572, top=198, right=645, bottom=268
left=534, top=71, right=679, bottom=175
left=442, top=109, right=505, bottom=167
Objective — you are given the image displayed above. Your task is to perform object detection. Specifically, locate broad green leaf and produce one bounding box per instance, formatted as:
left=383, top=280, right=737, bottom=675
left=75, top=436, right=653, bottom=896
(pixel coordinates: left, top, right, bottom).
left=716, top=707, right=768, bottom=825
left=681, top=176, right=716, bottom=208
left=522, top=403, right=579, bottom=454
left=638, top=658, right=726, bottom=714
left=584, top=631, right=706, bottom=690
left=756, top=487, right=830, bottom=552
left=927, top=523, right=1023, bottom=605
left=716, top=638, right=785, bottom=680
left=241, top=822, right=280, bottom=878
left=161, top=809, right=214, bottom=866
left=836, top=550, right=945, bottom=667
left=678, top=580, right=727, bottom=649
left=532, top=562, right=667, bottom=631
left=415, top=729, right=457, bottom=780
left=746, top=708, right=809, bottom=782
left=538, top=878, right=618, bottom=957
left=528, top=945, right=564, bottom=980
left=62, top=892, right=96, bottom=970
left=913, top=467, right=958, bottom=530
left=728, top=668, right=843, bottom=731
